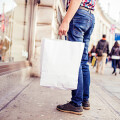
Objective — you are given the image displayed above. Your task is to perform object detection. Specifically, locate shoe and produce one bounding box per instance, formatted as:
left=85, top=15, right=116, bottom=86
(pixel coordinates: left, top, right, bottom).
left=82, top=100, right=90, bottom=110
left=56, top=102, right=83, bottom=115
left=115, top=72, right=117, bottom=76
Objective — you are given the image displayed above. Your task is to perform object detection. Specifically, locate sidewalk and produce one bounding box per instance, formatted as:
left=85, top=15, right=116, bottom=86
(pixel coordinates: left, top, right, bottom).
left=0, top=63, right=120, bottom=120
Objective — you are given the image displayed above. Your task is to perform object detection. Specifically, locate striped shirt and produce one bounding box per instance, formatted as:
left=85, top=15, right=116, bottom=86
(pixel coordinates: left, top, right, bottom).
left=66, top=0, right=96, bottom=10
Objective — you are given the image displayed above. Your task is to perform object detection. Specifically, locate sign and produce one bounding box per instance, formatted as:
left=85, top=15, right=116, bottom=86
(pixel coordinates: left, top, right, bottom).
left=115, top=33, right=120, bottom=41
left=110, top=24, right=115, bottom=34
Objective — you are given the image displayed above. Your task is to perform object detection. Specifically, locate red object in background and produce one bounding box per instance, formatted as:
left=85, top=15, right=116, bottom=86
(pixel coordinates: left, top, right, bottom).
left=110, top=24, right=115, bottom=34
left=5, top=16, right=9, bottom=26
left=1, top=13, right=5, bottom=33
left=0, top=14, right=1, bottom=20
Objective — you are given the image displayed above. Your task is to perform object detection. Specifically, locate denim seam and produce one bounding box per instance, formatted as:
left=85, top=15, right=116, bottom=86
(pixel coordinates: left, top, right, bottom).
left=73, top=21, right=90, bottom=33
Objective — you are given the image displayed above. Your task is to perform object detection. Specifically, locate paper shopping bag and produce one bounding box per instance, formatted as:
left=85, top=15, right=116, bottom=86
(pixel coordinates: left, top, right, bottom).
left=40, top=38, right=84, bottom=90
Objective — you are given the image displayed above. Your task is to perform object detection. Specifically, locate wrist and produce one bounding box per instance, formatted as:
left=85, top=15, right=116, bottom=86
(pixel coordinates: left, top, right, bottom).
left=62, top=16, right=70, bottom=25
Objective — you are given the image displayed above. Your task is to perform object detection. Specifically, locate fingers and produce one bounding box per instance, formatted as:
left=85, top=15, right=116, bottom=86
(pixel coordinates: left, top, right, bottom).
left=63, top=30, right=67, bottom=36
left=58, top=22, right=69, bottom=36
left=58, top=29, right=63, bottom=36
left=58, top=29, right=67, bottom=36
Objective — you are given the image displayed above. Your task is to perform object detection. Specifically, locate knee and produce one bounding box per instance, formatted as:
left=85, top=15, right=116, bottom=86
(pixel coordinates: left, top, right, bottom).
left=81, top=61, right=89, bottom=70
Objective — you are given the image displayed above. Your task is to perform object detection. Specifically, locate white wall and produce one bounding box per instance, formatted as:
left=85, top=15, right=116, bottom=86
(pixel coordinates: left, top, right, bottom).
left=90, top=1, right=120, bottom=51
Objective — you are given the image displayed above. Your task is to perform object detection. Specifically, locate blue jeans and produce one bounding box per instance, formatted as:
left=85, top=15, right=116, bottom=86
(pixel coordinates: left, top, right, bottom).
left=68, top=9, right=95, bottom=106
left=112, top=59, right=119, bottom=72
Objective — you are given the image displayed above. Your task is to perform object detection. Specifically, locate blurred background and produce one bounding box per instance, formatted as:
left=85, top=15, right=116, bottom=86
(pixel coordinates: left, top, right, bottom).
left=0, top=1, right=120, bottom=119
left=0, top=0, right=120, bottom=75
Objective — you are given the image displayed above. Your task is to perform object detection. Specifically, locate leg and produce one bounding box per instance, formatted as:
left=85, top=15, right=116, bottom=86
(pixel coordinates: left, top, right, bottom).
left=68, top=19, right=84, bottom=106
left=70, top=13, right=95, bottom=106
left=91, top=56, right=93, bottom=63
left=114, top=60, right=117, bottom=73
left=82, top=27, right=94, bottom=102
left=119, top=60, right=120, bottom=74
left=96, top=57, right=102, bottom=73
left=112, top=59, right=116, bottom=74
left=115, top=60, right=119, bottom=75
left=101, top=53, right=107, bottom=74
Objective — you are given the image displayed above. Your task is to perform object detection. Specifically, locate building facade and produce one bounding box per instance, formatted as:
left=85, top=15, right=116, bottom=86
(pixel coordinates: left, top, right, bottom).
left=90, top=1, right=120, bottom=50
left=0, top=0, right=120, bottom=76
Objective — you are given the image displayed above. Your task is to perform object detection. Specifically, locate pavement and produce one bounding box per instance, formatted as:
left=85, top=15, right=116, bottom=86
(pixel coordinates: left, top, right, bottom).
left=0, top=62, right=120, bottom=120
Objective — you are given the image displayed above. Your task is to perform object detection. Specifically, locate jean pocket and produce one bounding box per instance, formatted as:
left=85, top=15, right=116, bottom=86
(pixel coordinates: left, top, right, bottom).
left=73, top=14, right=90, bottom=35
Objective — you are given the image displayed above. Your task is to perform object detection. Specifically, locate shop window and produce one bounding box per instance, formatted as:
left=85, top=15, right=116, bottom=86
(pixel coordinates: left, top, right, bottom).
left=0, top=0, right=30, bottom=63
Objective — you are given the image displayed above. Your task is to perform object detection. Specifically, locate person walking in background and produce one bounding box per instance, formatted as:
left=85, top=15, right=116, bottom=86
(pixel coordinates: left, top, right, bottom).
left=56, top=0, right=96, bottom=115
left=96, top=34, right=109, bottom=74
left=88, top=51, right=92, bottom=63
left=90, top=45, right=96, bottom=62
left=90, top=45, right=96, bottom=67
left=110, top=41, right=120, bottom=75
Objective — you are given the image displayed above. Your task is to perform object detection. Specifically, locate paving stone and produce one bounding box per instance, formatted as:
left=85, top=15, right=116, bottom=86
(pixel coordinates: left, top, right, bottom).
left=0, top=62, right=120, bottom=120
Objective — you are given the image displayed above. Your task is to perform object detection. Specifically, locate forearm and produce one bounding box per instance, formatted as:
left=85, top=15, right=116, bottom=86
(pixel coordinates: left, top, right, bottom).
left=63, top=0, right=82, bottom=24
left=58, top=0, right=82, bottom=36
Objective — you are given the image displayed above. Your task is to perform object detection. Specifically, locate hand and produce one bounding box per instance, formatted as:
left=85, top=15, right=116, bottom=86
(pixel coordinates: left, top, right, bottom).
left=58, top=21, right=69, bottom=36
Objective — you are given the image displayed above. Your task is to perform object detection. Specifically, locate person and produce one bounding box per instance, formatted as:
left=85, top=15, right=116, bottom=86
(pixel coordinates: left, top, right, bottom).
left=110, top=41, right=120, bottom=75
left=90, top=45, right=96, bottom=67
left=90, top=45, right=96, bottom=62
left=56, top=0, right=96, bottom=115
left=96, top=34, right=109, bottom=74
left=88, top=51, right=92, bottom=63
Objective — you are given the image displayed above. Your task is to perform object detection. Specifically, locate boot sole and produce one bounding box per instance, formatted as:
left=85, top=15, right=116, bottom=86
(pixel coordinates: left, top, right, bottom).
left=83, top=107, right=90, bottom=110
left=56, top=107, right=83, bottom=115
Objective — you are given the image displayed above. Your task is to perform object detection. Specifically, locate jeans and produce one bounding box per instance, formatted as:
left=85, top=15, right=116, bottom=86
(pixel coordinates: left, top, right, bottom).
left=96, top=53, right=107, bottom=74
left=112, top=59, right=119, bottom=72
left=68, top=9, right=95, bottom=106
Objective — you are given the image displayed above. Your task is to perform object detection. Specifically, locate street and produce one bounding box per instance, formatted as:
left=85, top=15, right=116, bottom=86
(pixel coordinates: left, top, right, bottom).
left=0, top=62, right=120, bottom=120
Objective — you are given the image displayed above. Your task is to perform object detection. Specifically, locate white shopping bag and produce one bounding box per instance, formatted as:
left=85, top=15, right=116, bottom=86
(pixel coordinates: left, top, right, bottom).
left=40, top=38, right=84, bottom=90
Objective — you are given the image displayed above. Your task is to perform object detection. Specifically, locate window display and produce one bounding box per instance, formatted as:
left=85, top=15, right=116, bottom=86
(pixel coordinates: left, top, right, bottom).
left=0, top=0, right=29, bottom=62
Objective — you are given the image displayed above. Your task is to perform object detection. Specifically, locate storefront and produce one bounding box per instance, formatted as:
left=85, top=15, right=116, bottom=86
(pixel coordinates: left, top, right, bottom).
left=0, top=0, right=34, bottom=75
left=0, top=0, right=66, bottom=76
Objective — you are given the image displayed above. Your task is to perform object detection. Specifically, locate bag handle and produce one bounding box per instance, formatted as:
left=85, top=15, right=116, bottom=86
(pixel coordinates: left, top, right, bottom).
left=58, top=35, right=68, bottom=40
left=65, top=36, right=68, bottom=40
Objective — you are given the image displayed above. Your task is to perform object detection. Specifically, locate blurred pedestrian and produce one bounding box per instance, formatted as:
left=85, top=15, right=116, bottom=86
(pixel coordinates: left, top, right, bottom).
left=96, top=34, right=109, bottom=74
left=88, top=51, right=92, bottom=63
left=90, top=45, right=96, bottom=62
left=57, top=0, right=96, bottom=115
left=90, top=45, right=97, bottom=67
left=110, top=41, right=120, bottom=75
